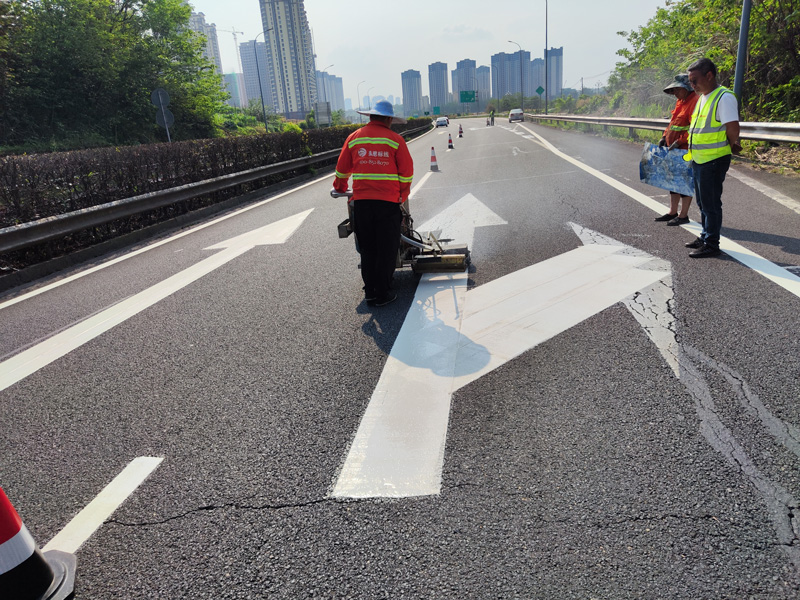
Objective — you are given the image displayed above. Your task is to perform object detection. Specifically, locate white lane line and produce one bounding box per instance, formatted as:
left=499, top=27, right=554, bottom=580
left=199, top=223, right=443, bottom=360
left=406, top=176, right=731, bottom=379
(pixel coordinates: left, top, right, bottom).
left=728, top=169, right=800, bottom=216
left=0, top=211, right=312, bottom=393
left=520, top=124, right=800, bottom=301
left=43, top=456, right=163, bottom=554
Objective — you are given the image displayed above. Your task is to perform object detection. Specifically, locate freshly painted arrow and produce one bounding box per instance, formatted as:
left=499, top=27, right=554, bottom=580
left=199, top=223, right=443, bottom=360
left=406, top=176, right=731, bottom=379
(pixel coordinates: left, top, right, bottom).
left=416, top=192, right=508, bottom=250
left=332, top=221, right=670, bottom=498
left=0, top=209, right=313, bottom=392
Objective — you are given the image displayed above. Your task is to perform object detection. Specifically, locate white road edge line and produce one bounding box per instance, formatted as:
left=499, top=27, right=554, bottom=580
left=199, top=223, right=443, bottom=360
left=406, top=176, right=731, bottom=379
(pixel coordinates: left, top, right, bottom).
left=43, top=456, right=164, bottom=554
left=728, top=169, right=800, bottom=216
left=519, top=124, right=800, bottom=301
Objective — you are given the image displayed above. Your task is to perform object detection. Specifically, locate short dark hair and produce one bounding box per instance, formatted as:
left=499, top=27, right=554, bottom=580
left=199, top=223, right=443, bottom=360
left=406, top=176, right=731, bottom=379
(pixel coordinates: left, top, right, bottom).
left=688, top=58, right=717, bottom=78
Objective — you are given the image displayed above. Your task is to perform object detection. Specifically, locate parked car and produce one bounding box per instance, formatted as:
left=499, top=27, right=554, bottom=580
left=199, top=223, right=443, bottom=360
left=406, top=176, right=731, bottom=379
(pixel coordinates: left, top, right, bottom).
left=509, top=108, right=524, bottom=122
left=435, top=116, right=449, bottom=127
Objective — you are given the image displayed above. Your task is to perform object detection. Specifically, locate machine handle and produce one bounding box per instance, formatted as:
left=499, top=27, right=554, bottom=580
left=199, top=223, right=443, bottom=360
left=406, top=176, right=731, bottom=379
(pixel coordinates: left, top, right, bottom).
left=330, top=188, right=353, bottom=199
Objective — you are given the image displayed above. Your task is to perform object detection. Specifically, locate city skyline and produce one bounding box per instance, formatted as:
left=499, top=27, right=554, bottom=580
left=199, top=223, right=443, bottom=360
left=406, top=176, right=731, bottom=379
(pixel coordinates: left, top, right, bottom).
left=190, top=0, right=667, bottom=105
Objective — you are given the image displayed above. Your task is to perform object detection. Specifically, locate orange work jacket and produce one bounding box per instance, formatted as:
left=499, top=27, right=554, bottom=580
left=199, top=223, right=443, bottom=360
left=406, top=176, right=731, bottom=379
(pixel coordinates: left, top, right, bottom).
left=333, top=120, right=413, bottom=203
left=663, top=91, right=699, bottom=149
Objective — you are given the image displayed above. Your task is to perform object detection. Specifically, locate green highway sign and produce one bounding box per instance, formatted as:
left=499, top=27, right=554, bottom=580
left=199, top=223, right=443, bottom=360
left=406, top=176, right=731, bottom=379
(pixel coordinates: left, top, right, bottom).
left=536, top=86, right=545, bottom=95
left=433, top=106, right=440, bottom=115
left=459, top=90, right=476, bottom=103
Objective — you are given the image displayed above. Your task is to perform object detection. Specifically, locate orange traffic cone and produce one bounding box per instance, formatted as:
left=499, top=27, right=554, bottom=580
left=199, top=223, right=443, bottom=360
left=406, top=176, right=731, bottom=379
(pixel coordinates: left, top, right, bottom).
left=430, top=146, right=439, bottom=171
left=448, top=134, right=454, bottom=149
left=0, top=487, right=76, bottom=600
left=458, top=124, right=463, bottom=138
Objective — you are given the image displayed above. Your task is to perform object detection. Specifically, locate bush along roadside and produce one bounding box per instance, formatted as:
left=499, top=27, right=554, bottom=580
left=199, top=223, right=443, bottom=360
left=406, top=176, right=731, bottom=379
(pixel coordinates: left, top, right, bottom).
left=0, top=118, right=432, bottom=277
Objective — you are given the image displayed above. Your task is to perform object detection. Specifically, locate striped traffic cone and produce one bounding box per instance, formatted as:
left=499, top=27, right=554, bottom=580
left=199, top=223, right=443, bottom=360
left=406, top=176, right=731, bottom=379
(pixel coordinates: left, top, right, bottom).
left=448, top=134, right=454, bottom=149
left=430, top=146, right=439, bottom=171
left=0, top=487, right=76, bottom=600
left=458, top=124, right=463, bottom=138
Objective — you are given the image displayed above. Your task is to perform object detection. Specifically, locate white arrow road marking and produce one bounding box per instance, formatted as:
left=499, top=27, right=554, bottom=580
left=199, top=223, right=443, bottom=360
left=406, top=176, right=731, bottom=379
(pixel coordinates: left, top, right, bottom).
left=520, top=124, right=800, bottom=301
left=332, top=221, right=670, bottom=498
left=0, top=210, right=312, bottom=393
left=417, top=193, right=508, bottom=249
left=43, top=456, right=163, bottom=554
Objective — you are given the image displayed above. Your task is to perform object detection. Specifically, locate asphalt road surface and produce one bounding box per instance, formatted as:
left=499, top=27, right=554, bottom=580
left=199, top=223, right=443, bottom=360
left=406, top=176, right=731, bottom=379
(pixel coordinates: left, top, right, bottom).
left=2, top=118, right=799, bottom=599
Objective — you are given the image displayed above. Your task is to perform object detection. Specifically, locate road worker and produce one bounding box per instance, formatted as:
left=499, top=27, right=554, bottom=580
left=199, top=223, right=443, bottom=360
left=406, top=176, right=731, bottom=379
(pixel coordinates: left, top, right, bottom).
left=684, top=57, right=741, bottom=258
left=333, top=100, right=413, bottom=306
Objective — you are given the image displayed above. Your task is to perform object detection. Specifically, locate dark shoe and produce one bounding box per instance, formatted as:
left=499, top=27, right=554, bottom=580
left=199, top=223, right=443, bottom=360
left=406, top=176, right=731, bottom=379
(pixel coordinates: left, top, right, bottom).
left=655, top=213, right=678, bottom=222
left=685, top=238, right=704, bottom=249
left=667, top=216, right=690, bottom=226
left=373, top=293, right=397, bottom=307
left=689, top=244, right=721, bottom=258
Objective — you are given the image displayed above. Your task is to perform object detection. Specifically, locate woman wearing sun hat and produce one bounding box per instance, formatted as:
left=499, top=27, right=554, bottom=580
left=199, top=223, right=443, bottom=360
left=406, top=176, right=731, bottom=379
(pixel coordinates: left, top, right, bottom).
left=654, top=74, right=699, bottom=226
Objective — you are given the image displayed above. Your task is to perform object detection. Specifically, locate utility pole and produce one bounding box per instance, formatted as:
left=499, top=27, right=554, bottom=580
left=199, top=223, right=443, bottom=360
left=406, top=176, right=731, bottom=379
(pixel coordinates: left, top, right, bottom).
left=733, top=0, right=752, bottom=105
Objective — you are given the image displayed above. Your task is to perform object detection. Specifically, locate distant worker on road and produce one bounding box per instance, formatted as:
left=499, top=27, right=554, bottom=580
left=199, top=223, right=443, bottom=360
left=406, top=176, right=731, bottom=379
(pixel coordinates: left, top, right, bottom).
left=654, top=74, right=698, bottom=226
left=490, top=109, right=495, bottom=126
left=684, top=57, right=741, bottom=259
left=333, top=100, right=413, bottom=306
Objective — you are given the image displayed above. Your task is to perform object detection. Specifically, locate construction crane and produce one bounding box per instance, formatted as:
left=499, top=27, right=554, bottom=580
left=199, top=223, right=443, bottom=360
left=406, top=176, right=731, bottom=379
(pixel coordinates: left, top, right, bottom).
left=218, top=27, right=245, bottom=73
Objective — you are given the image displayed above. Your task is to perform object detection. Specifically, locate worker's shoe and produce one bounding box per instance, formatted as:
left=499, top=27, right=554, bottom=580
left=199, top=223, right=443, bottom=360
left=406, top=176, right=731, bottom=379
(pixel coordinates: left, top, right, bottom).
left=373, top=293, right=397, bottom=307
left=689, top=244, right=721, bottom=258
left=685, top=238, right=704, bottom=249
left=655, top=213, right=677, bottom=222
left=667, top=216, right=690, bottom=226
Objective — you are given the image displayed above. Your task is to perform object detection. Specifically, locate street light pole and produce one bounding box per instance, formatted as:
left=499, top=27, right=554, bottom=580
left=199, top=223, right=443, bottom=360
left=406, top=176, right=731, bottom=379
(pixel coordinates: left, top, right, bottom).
left=253, top=28, right=273, bottom=131
left=509, top=40, right=523, bottom=115
left=545, top=0, right=549, bottom=115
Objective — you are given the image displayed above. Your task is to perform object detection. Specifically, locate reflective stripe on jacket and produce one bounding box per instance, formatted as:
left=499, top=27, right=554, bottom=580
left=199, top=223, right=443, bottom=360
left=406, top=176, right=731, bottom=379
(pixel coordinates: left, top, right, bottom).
left=333, top=121, right=413, bottom=203
left=688, top=86, right=733, bottom=164
left=663, top=91, right=698, bottom=149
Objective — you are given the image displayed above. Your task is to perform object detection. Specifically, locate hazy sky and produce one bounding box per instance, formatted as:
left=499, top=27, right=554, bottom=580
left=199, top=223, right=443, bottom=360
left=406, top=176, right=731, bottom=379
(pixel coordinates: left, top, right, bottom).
left=189, top=0, right=667, bottom=103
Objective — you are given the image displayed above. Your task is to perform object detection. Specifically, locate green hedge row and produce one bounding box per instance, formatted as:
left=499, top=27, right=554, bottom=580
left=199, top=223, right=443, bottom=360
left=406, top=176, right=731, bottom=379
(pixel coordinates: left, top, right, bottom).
left=0, top=118, right=432, bottom=229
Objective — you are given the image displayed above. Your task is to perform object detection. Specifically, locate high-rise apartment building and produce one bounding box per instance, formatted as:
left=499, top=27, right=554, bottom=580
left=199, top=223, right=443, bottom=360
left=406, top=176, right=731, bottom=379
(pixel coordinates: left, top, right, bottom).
left=259, top=0, right=317, bottom=119
left=477, top=65, right=491, bottom=109
left=454, top=59, right=477, bottom=107
left=316, top=71, right=345, bottom=112
left=241, top=41, right=272, bottom=113
left=224, top=73, right=248, bottom=108
left=188, top=11, right=223, bottom=74
left=401, top=70, right=423, bottom=117
left=546, top=47, right=564, bottom=98
left=428, top=62, right=449, bottom=112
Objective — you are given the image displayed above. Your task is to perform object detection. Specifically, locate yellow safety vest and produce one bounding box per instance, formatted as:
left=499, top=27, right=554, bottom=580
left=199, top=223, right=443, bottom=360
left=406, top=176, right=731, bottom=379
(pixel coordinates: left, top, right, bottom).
left=687, top=86, right=733, bottom=164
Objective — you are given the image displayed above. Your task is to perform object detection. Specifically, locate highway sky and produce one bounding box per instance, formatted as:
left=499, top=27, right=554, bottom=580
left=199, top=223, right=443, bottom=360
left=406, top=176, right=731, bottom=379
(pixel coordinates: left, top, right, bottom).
left=188, top=0, right=668, bottom=104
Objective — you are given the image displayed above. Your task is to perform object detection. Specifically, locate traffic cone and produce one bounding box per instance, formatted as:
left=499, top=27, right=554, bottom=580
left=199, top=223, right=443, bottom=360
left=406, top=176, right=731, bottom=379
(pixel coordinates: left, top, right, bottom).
left=448, top=134, right=454, bottom=149
left=0, top=487, right=76, bottom=600
left=430, top=146, right=439, bottom=171
left=458, top=124, right=463, bottom=138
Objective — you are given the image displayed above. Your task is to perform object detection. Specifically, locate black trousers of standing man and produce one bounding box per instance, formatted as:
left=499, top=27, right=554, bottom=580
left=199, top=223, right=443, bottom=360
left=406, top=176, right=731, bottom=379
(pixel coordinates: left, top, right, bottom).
left=353, top=199, right=402, bottom=302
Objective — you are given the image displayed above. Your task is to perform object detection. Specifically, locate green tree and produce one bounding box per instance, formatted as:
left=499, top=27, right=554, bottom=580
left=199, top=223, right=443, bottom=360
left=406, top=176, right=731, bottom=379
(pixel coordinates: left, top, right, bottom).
left=609, top=0, right=800, bottom=121
left=1, top=0, right=227, bottom=148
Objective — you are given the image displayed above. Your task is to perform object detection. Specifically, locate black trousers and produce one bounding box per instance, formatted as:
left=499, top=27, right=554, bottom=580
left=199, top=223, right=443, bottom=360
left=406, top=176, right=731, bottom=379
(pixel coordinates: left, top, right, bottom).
left=353, top=199, right=402, bottom=300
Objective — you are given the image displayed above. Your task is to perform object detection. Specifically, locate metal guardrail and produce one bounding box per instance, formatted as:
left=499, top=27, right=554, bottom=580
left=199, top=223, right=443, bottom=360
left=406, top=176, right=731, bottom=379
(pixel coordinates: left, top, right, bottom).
left=525, top=114, right=800, bottom=144
left=0, top=124, right=432, bottom=254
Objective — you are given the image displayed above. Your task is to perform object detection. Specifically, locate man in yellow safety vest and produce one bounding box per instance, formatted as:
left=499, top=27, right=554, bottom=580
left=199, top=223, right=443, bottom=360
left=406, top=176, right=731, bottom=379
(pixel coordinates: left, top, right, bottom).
left=683, top=58, right=742, bottom=258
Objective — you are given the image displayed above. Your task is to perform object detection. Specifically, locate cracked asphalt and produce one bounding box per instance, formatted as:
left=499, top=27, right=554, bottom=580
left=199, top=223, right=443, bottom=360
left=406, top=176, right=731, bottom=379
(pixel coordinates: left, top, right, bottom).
left=2, top=119, right=799, bottom=598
